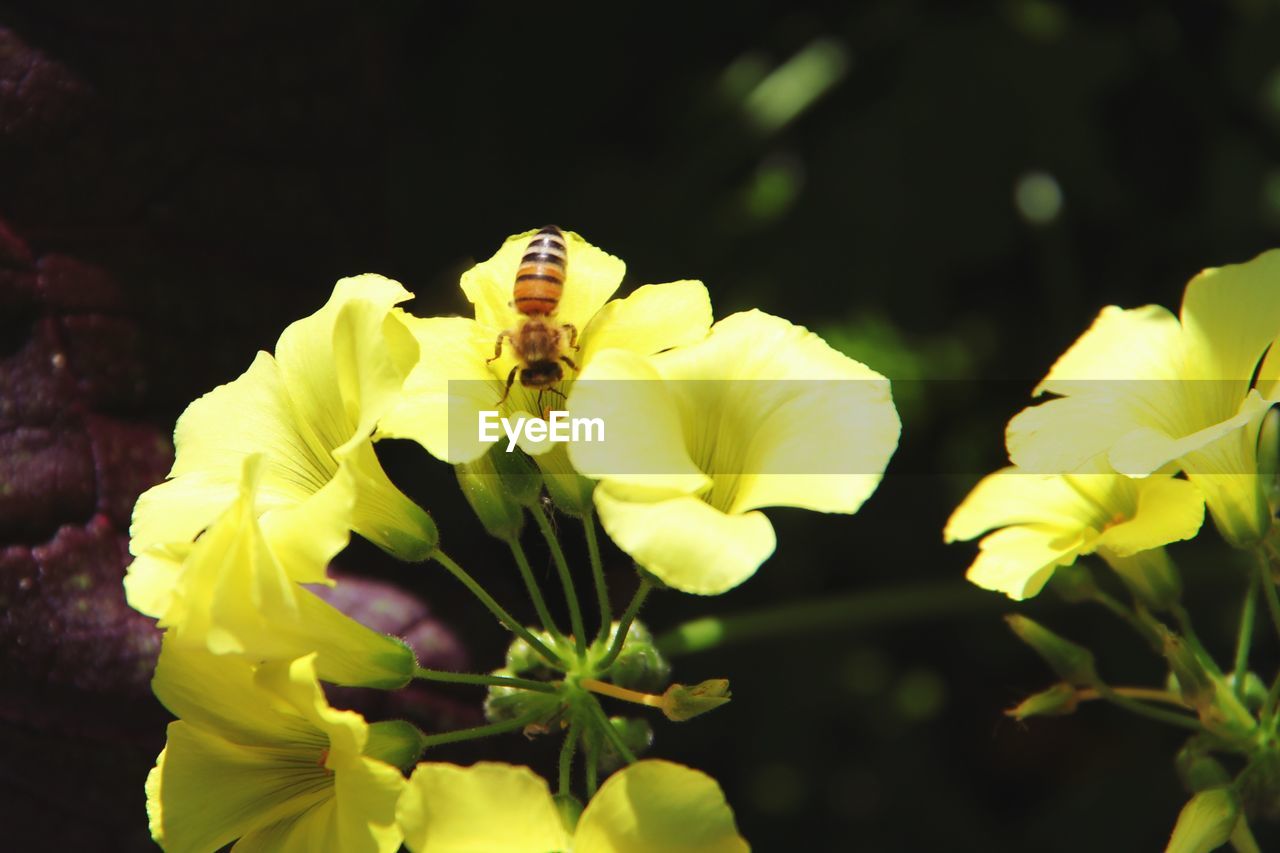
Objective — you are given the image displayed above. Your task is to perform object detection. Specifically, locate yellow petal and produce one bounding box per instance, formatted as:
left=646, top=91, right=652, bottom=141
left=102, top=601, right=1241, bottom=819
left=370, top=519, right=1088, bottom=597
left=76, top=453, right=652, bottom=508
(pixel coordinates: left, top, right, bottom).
left=378, top=316, right=503, bottom=464
left=1180, top=250, right=1280, bottom=387
left=593, top=487, right=775, bottom=595
left=568, top=349, right=710, bottom=499
left=397, top=762, right=568, bottom=853
left=944, top=467, right=1107, bottom=543
left=963, top=525, right=1087, bottom=600
left=1096, top=477, right=1204, bottom=557
left=147, top=723, right=331, bottom=853
left=461, top=228, right=625, bottom=337
left=574, top=760, right=749, bottom=853
left=579, top=280, right=713, bottom=364
left=1034, top=304, right=1183, bottom=392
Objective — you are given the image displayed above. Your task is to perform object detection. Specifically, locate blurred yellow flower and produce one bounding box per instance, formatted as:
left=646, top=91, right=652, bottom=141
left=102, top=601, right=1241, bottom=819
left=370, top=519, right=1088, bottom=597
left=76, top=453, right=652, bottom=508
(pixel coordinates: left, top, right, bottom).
left=126, top=455, right=416, bottom=688
left=378, top=228, right=712, bottom=463
left=945, top=458, right=1204, bottom=602
left=130, top=274, right=435, bottom=564
left=146, top=644, right=406, bottom=853
left=1007, top=250, right=1280, bottom=547
left=396, top=760, right=748, bottom=852
left=569, top=310, right=900, bottom=594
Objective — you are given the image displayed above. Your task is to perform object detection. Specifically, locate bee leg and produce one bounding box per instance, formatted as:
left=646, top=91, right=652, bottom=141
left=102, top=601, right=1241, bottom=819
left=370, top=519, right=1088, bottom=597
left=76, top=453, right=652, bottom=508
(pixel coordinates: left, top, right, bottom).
left=561, top=323, right=580, bottom=351
left=560, top=355, right=579, bottom=373
left=487, top=331, right=513, bottom=364
left=495, top=366, right=518, bottom=405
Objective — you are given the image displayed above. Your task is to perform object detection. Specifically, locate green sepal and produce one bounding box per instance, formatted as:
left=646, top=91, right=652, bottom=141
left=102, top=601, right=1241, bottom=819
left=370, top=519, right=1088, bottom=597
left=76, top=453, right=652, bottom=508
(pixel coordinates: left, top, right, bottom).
left=537, top=444, right=596, bottom=518
left=1175, top=739, right=1232, bottom=794
left=661, top=679, right=731, bottom=722
left=490, top=446, right=544, bottom=507
left=553, top=793, right=583, bottom=834
left=1005, top=615, right=1098, bottom=688
left=455, top=450, right=525, bottom=542
left=599, top=620, right=670, bottom=693
left=1047, top=563, right=1099, bottom=604
left=1237, top=748, right=1280, bottom=821
left=364, top=719, right=426, bottom=771
left=483, top=668, right=565, bottom=725
left=599, top=716, right=654, bottom=772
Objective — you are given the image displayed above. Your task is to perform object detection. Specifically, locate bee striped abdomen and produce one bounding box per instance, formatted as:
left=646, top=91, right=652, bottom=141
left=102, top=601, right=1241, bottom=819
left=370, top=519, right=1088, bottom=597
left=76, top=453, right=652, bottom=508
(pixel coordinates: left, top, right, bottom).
left=513, top=225, right=567, bottom=315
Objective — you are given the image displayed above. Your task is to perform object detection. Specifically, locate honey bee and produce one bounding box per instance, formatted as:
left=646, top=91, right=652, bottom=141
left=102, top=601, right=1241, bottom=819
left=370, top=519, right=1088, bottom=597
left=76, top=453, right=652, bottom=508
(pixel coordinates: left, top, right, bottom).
left=489, top=225, right=579, bottom=405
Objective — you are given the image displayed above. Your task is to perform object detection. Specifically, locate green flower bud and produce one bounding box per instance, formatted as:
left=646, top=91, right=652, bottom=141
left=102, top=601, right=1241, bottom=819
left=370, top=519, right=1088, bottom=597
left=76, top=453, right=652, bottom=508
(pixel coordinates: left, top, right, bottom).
left=1236, top=670, right=1268, bottom=713
left=1165, top=788, right=1238, bottom=853
left=661, top=679, right=731, bottom=722
left=1047, top=563, right=1099, bottom=604
left=489, top=445, right=544, bottom=507
left=483, top=668, right=564, bottom=725
left=364, top=720, right=426, bottom=772
left=1259, top=406, right=1280, bottom=511
left=599, top=716, right=654, bottom=772
left=553, top=792, right=583, bottom=834
left=1005, top=615, right=1098, bottom=688
left=1005, top=683, right=1079, bottom=721
left=505, top=630, right=562, bottom=678
left=1101, top=549, right=1182, bottom=612
left=537, top=444, right=596, bottom=518
left=456, top=451, right=525, bottom=541
left=1175, top=741, right=1231, bottom=794
left=598, top=620, right=670, bottom=692
left=1239, top=748, right=1280, bottom=821
left=1159, top=626, right=1256, bottom=740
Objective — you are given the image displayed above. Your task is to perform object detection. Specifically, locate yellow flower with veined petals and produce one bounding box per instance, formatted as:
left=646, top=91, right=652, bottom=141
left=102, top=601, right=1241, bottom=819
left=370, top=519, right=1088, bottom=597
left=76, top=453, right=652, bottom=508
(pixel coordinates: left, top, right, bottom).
left=396, top=760, right=748, bottom=853
left=1006, top=250, right=1280, bottom=547
left=145, top=643, right=408, bottom=853
left=130, top=274, right=435, bottom=564
left=126, top=454, right=417, bottom=688
left=567, top=310, right=901, bottom=595
left=945, top=457, right=1205, bottom=602
left=377, top=228, right=713, bottom=464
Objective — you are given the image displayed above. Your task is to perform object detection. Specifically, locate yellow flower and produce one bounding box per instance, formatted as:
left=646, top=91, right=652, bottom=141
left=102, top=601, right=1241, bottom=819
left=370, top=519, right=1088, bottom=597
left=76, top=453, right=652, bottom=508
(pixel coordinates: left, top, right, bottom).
left=396, top=760, right=748, bottom=852
left=146, top=642, right=408, bottom=853
left=945, top=458, right=1204, bottom=602
left=378, top=228, right=713, bottom=464
left=130, top=274, right=435, bottom=563
left=568, top=310, right=900, bottom=594
left=126, top=455, right=416, bottom=688
left=1007, top=250, right=1280, bottom=547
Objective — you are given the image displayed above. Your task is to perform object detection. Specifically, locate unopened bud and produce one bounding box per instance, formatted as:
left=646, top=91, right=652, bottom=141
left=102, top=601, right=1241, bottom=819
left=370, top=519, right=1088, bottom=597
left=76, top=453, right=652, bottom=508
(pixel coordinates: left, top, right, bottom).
left=1165, top=788, right=1238, bottom=853
left=1005, top=683, right=1079, bottom=721
left=1048, top=563, right=1099, bottom=604
left=661, top=679, right=731, bottom=722
left=1005, top=615, right=1098, bottom=688
left=483, top=668, right=563, bottom=725
left=1101, top=548, right=1182, bottom=611
left=537, top=444, right=596, bottom=517
left=1259, top=406, right=1280, bottom=511
left=1160, top=628, right=1215, bottom=711
left=599, top=716, right=655, bottom=772
left=364, top=720, right=427, bottom=772
left=504, top=630, right=561, bottom=677
left=490, top=445, right=544, bottom=507
left=599, top=620, right=670, bottom=693
left=455, top=451, right=525, bottom=541
left=1238, top=748, right=1280, bottom=821
left=1175, top=741, right=1231, bottom=793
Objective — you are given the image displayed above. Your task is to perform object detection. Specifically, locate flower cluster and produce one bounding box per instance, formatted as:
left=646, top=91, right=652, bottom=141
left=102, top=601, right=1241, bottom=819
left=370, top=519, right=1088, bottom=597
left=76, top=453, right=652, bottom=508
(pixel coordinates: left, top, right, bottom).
left=947, top=250, right=1280, bottom=851
left=128, top=229, right=901, bottom=850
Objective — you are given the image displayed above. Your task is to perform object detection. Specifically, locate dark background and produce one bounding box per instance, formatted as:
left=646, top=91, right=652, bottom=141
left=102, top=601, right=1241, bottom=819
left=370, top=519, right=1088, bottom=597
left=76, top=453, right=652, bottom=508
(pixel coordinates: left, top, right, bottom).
left=3, top=2, right=1280, bottom=850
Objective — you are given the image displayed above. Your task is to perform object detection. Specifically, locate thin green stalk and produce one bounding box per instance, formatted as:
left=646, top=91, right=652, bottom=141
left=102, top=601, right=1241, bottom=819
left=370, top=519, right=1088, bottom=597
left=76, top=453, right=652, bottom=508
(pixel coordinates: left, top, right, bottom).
left=1255, top=548, right=1280, bottom=646
left=1092, top=590, right=1161, bottom=652
left=533, top=506, right=588, bottom=658
left=558, top=716, right=581, bottom=796
left=1172, top=604, right=1225, bottom=678
left=1263, top=672, right=1280, bottom=731
left=413, top=667, right=557, bottom=694
left=432, top=551, right=562, bottom=668
left=597, top=579, right=652, bottom=673
left=584, top=513, right=612, bottom=643
left=1232, top=572, right=1259, bottom=699
left=585, top=729, right=601, bottom=797
left=586, top=695, right=636, bottom=765
left=655, top=580, right=1001, bottom=656
left=420, top=707, right=551, bottom=749
left=1094, top=684, right=1203, bottom=732
left=508, top=537, right=566, bottom=644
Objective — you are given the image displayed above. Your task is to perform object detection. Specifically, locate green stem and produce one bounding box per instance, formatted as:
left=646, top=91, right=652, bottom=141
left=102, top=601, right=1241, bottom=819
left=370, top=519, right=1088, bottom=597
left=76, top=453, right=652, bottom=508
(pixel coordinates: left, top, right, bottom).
left=584, top=513, right=612, bottom=644
left=1092, top=590, right=1162, bottom=652
left=1172, top=604, right=1225, bottom=678
left=1093, top=684, right=1203, bottom=732
left=432, top=551, right=562, bottom=668
left=585, top=729, right=600, bottom=797
left=1255, top=548, right=1280, bottom=646
left=558, top=715, right=581, bottom=796
left=656, top=580, right=1002, bottom=656
left=597, top=579, right=652, bottom=673
left=1232, top=571, right=1259, bottom=699
left=533, top=506, right=588, bottom=659
left=419, top=708, right=550, bottom=749
left=508, top=538, right=566, bottom=645
left=413, top=667, right=557, bottom=694
left=586, top=695, right=636, bottom=765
